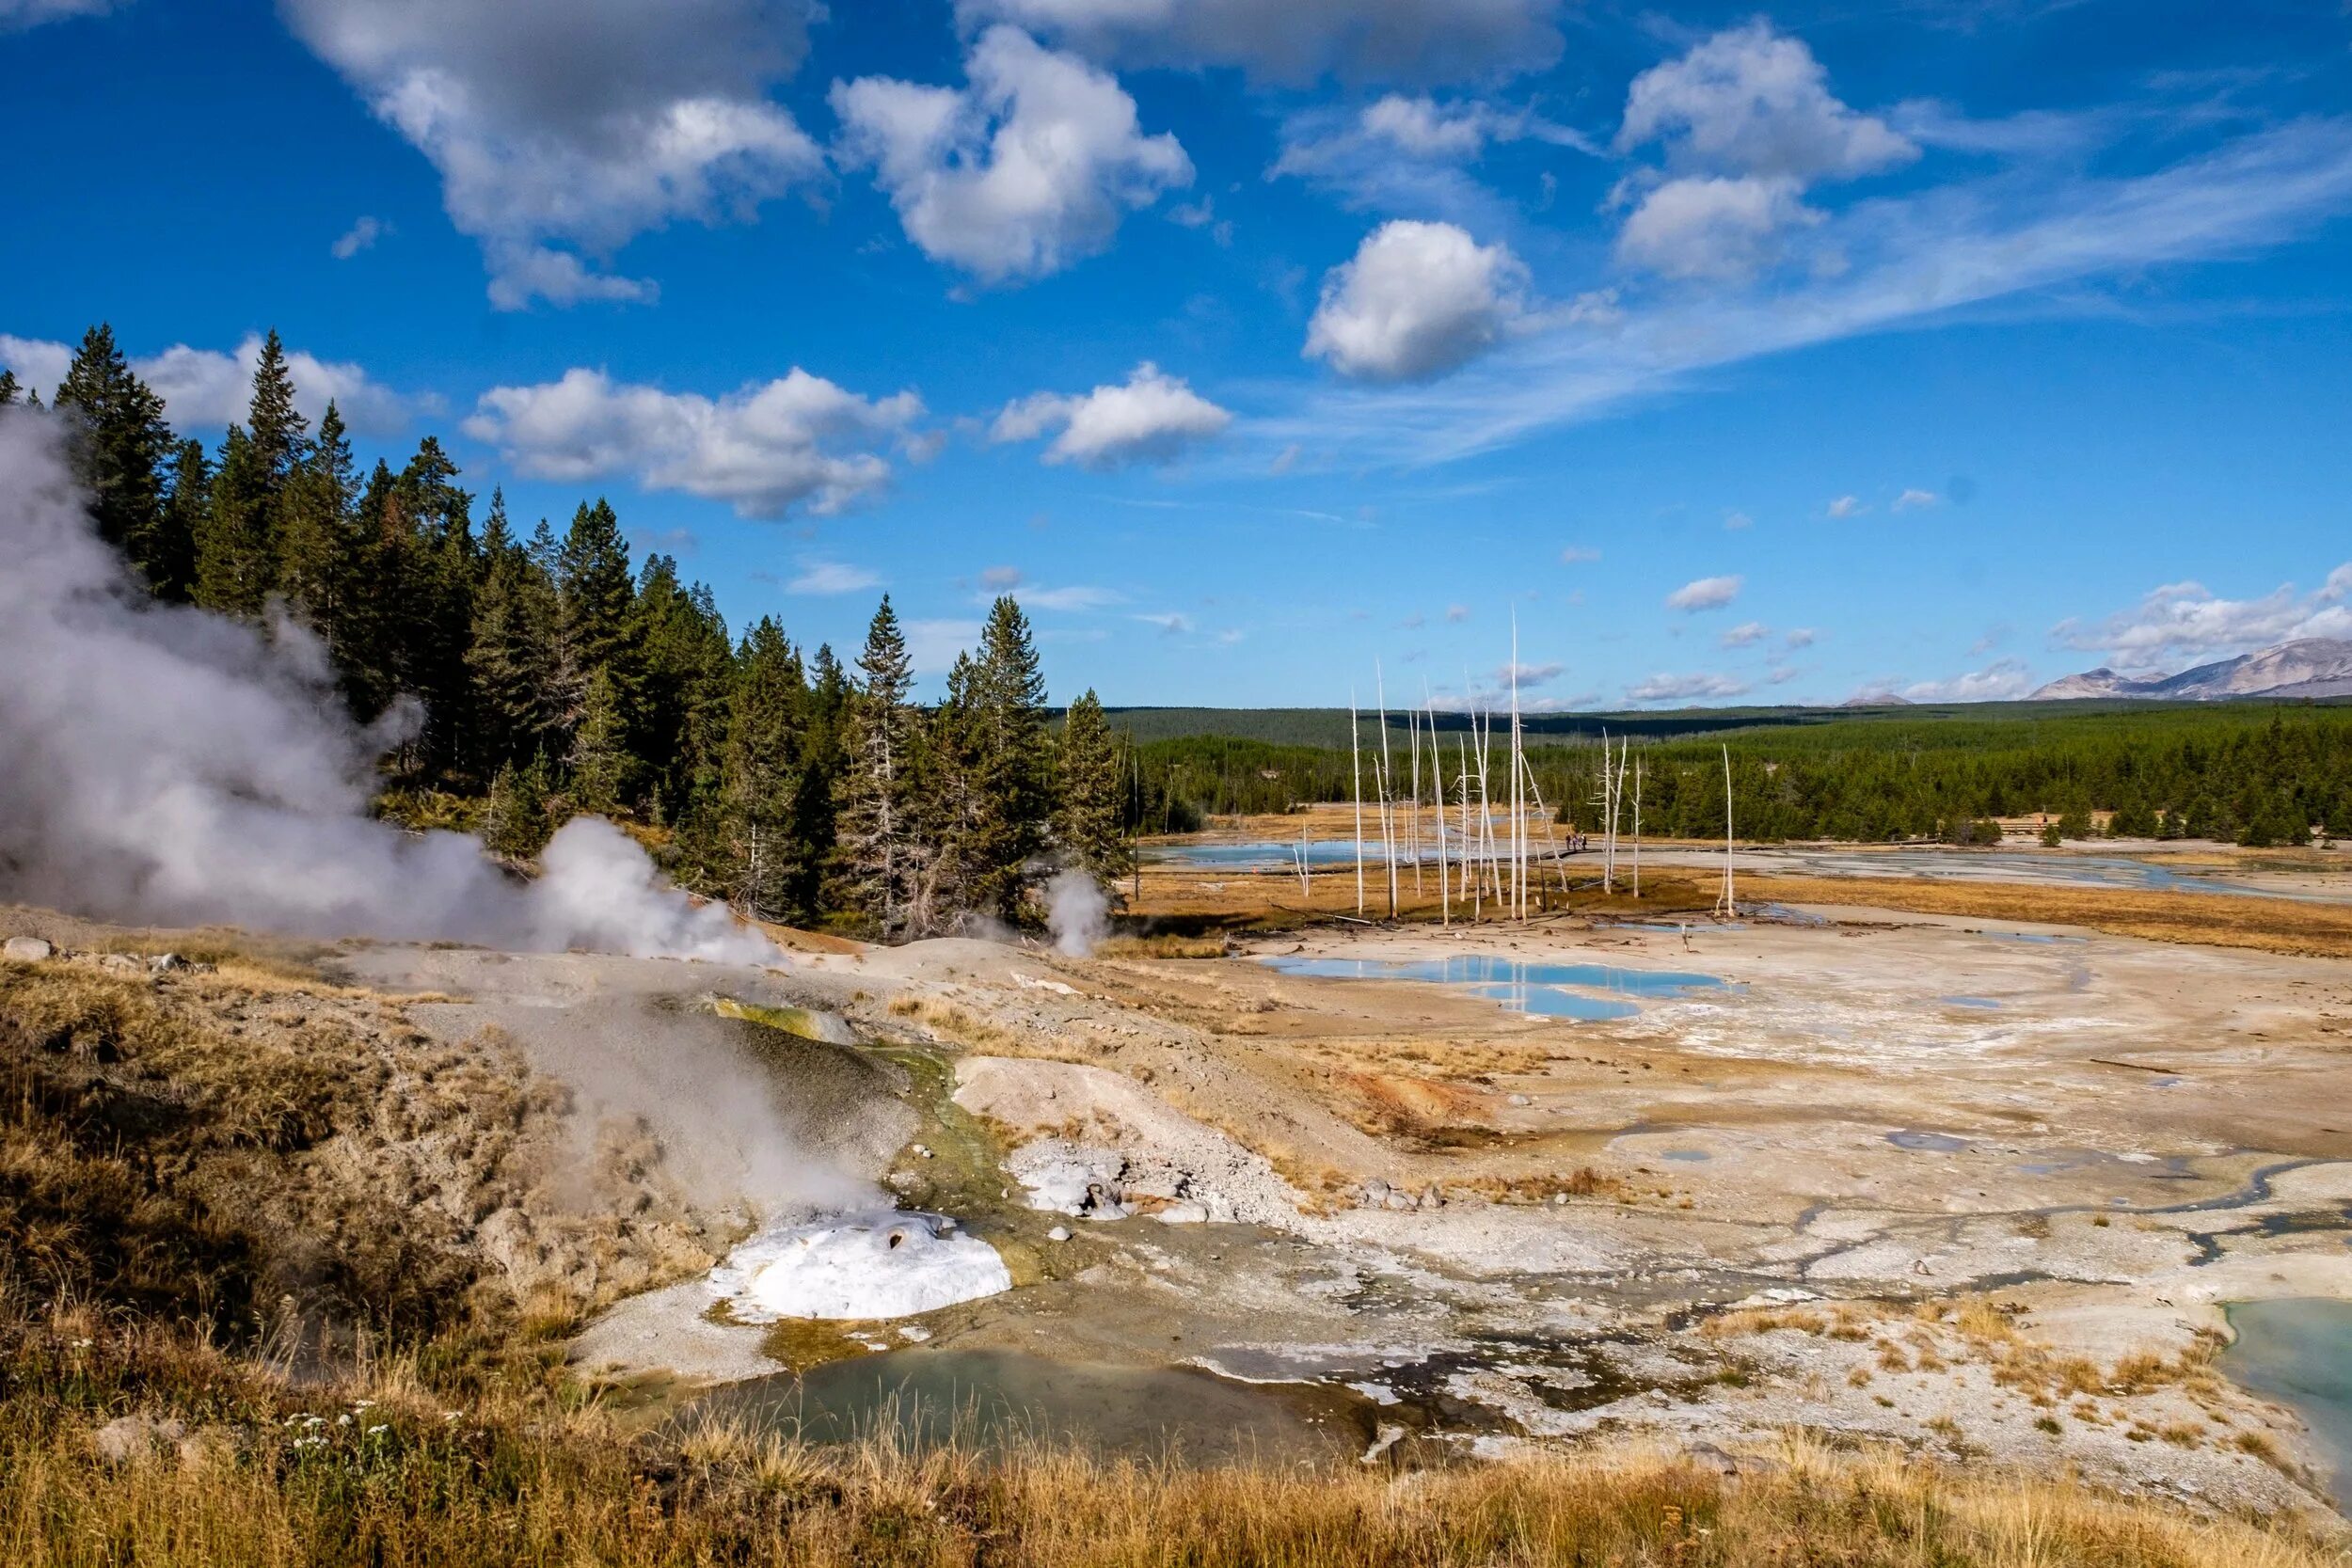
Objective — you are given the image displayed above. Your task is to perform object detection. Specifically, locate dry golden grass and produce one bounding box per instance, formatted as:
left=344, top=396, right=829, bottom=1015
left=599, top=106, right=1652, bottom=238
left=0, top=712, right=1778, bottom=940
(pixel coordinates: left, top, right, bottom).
left=1741, top=874, right=2352, bottom=960
left=1094, top=934, right=1232, bottom=960
left=3, top=1366, right=2343, bottom=1568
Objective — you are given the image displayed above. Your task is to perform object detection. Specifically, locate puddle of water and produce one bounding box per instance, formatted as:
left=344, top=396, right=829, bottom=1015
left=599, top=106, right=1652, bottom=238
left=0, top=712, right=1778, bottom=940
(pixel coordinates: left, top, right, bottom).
left=1661, top=1149, right=1713, bottom=1163
left=2224, top=1299, right=2352, bottom=1507
left=1260, top=955, right=1727, bottom=1023
left=691, top=1348, right=1364, bottom=1466
left=1939, top=995, right=2003, bottom=1010
left=1464, top=982, right=1639, bottom=1022
left=1887, top=1130, right=1972, bottom=1152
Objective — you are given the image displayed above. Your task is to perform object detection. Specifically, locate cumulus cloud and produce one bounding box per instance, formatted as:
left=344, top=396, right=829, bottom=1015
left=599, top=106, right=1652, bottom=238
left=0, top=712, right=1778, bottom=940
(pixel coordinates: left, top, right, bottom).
left=0, top=0, right=117, bottom=28
left=1785, top=627, right=1818, bottom=648
left=990, top=361, right=1231, bottom=468
left=1893, top=486, right=1939, bottom=511
left=465, top=366, right=924, bottom=517
left=1614, top=173, right=1821, bottom=280
left=1271, top=93, right=1597, bottom=219
left=1902, top=657, right=2036, bottom=703
left=1617, top=22, right=1915, bottom=183
left=786, top=560, right=883, bottom=594
left=1612, top=22, right=1915, bottom=281
left=951, top=0, right=1565, bottom=87
left=832, top=26, right=1191, bottom=285
left=1825, top=494, right=1866, bottom=518
left=1720, top=620, right=1769, bottom=647
left=1627, top=671, right=1750, bottom=703
left=2052, top=565, right=2352, bottom=663
left=1495, top=659, right=1563, bottom=688
left=278, top=0, right=825, bottom=309
left=331, top=215, right=388, bottom=259
left=1, top=330, right=410, bottom=436
left=1665, top=574, right=1741, bottom=612
left=1306, top=220, right=1528, bottom=382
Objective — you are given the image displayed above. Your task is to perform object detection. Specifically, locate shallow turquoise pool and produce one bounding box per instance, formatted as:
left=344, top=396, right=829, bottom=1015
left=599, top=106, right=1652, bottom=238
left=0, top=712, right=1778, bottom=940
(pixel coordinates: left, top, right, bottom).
left=2223, top=1298, right=2352, bottom=1507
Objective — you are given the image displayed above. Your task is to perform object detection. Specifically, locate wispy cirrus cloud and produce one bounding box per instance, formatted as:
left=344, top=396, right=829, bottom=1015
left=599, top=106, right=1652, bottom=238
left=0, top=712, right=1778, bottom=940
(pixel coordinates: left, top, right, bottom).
left=1259, top=90, right=2352, bottom=467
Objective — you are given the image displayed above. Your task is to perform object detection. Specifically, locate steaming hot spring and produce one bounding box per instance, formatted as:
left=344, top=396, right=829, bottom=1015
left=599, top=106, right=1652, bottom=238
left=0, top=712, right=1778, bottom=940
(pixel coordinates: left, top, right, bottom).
left=708, top=1212, right=1012, bottom=1321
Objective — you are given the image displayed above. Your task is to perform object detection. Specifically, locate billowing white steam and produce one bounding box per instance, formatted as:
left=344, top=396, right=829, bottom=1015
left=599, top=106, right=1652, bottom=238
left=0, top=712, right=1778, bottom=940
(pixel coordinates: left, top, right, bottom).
left=1046, top=868, right=1109, bottom=957
left=0, top=412, right=772, bottom=963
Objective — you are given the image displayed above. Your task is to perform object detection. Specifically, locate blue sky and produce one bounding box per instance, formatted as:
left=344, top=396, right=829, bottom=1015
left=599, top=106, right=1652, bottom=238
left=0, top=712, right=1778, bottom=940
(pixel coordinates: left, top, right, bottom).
left=5, top=0, right=2350, bottom=708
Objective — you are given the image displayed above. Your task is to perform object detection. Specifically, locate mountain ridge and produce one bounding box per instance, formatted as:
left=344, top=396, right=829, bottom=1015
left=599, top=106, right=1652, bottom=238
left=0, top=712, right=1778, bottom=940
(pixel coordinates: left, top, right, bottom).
left=2029, top=638, right=2352, bottom=702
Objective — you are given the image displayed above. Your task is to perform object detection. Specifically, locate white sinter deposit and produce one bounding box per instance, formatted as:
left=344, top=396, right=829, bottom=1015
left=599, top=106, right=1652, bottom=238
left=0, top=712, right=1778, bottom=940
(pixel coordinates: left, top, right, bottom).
left=709, top=1212, right=1011, bottom=1321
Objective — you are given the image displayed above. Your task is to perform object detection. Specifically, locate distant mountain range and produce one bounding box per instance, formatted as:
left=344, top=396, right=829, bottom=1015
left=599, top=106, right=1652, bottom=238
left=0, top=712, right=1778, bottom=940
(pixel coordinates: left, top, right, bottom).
left=2029, top=638, right=2352, bottom=702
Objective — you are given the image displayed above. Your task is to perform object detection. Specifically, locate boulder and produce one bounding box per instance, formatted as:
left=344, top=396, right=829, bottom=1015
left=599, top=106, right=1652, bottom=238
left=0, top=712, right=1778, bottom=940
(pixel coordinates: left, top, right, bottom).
left=4, top=936, right=54, bottom=962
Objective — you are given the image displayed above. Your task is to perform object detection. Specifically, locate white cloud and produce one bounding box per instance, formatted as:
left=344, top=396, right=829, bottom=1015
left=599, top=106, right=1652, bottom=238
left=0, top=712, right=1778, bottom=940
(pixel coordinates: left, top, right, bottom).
left=1825, top=494, right=1866, bottom=518
left=1724, top=509, right=1753, bottom=530
left=1627, top=672, right=1751, bottom=703
left=1893, top=486, right=1939, bottom=511
left=2, top=331, right=410, bottom=436
left=1665, top=574, right=1742, bottom=612
left=1614, top=174, right=1821, bottom=280
left=1495, top=659, right=1563, bottom=688
left=980, top=564, right=1024, bottom=590
left=1558, top=545, right=1599, bottom=563
left=0, top=0, right=116, bottom=28
left=951, top=0, right=1565, bottom=87
left=0, top=335, right=71, bottom=398
left=1617, top=22, right=1915, bottom=184
left=1611, top=23, right=1914, bottom=282
left=2052, top=565, right=2352, bottom=663
left=1271, top=93, right=1597, bottom=219
left=1135, top=610, right=1194, bottom=636
left=832, top=26, right=1191, bottom=285
left=905, top=617, right=983, bottom=675
left=278, top=0, right=824, bottom=309
left=991, top=361, right=1231, bottom=468
left=1785, top=627, right=1818, bottom=648
left=1445, top=603, right=1470, bottom=623
left=465, top=366, right=924, bottom=517
left=786, top=560, right=883, bottom=594
left=1901, top=657, right=2036, bottom=703
left=1720, top=620, right=1769, bottom=647
left=1306, top=220, right=1527, bottom=382
left=331, top=215, right=388, bottom=259
left=1267, top=113, right=2352, bottom=471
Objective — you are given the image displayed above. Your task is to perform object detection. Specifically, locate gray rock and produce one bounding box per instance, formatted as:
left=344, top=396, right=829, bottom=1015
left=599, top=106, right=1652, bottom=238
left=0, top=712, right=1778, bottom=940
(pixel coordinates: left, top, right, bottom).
left=1155, top=1201, right=1211, bottom=1225
left=4, top=936, right=54, bottom=962
left=1045, top=1225, right=1072, bottom=1243
left=149, top=953, right=184, bottom=974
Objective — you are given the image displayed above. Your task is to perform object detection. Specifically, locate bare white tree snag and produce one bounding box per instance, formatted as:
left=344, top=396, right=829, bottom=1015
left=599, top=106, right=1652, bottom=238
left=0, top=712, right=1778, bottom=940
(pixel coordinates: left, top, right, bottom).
left=1351, top=692, right=1365, bottom=918
left=1407, top=702, right=1423, bottom=897
left=1376, top=663, right=1398, bottom=919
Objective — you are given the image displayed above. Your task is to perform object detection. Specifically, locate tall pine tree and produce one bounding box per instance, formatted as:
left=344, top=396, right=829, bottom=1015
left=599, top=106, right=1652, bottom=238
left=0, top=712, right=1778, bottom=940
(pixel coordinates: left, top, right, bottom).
left=967, top=595, right=1053, bottom=923
left=53, top=325, right=175, bottom=584
left=1056, top=689, right=1132, bottom=898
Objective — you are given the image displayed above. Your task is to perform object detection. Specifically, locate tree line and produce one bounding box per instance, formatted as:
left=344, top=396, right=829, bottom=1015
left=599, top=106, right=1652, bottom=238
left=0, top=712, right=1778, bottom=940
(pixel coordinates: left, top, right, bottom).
left=1124, top=706, right=2352, bottom=848
left=8, top=325, right=1134, bottom=935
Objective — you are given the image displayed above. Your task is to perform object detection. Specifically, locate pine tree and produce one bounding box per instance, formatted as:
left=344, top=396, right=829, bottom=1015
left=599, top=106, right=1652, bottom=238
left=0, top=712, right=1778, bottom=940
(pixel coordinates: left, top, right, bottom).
left=244, top=328, right=310, bottom=488
left=469, top=491, right=563, bottom=768
left=837, top=596, right=918, bottom=936
left=197, top=425, right=270, bottom=616
left=275, top=401, right=358, bottom=647
left=52, top=325, right=175, bottom=578
left=967, top=595, right=1053, bottom=923
left=0, top=369, right=19, bottom=405
left=723, top=618, right=814, bottom=921
left=1055, top=689, right=1132, bottom=898
left=568, top=667, right=631, bottom=816
left=481, top=754, right=552, bottom=858
left=150, top=438, right=208, bottom=603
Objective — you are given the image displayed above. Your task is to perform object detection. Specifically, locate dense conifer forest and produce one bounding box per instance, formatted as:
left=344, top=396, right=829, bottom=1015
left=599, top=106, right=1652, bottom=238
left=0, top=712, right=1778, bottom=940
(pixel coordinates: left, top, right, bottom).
left=9, top=325, right=1133, bottom=935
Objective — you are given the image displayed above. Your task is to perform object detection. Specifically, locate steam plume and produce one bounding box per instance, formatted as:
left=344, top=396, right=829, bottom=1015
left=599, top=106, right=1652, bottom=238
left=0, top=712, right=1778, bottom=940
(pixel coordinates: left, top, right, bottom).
left=0, top=412, right=772, bottom=963
left=1045, top=868, right=1109, bottom=957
